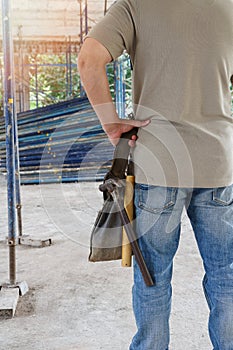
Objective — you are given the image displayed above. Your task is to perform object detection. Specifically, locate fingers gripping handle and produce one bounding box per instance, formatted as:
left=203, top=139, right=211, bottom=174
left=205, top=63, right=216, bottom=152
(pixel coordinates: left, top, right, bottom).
left=110, top=127, right=138, bottom=179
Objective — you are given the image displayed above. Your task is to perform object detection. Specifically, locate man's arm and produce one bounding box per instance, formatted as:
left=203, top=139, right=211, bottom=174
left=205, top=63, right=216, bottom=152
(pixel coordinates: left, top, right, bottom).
left=78, top=38, right=150, bottom=145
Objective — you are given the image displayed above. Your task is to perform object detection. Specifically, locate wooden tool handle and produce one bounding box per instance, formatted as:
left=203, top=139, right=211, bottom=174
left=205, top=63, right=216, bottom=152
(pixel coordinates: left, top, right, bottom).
left=122, top=175, right=134, bottom=267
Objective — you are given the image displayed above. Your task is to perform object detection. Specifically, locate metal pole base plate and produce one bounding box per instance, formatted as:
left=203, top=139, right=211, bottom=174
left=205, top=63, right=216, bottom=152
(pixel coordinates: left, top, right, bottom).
left=18, top=235, right=52, bottom=248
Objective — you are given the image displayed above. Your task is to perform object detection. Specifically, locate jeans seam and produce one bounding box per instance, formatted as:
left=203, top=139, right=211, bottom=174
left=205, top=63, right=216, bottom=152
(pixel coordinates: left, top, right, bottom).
left=138, top=188, right=177, bottom=214
left=138, top=200, right=175, bottom=214
left=213, top=186, right=233, bottom=206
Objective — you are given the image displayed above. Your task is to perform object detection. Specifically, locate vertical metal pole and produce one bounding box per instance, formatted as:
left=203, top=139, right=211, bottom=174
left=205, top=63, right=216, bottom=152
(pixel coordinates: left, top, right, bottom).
left=79, top=0, right=83, bottom=45
left=0, top=59, right=4, bottom=109
left=104, top=0, right=108, bottom=15
left=65, top=38, right=72, bottom=99
left=13, top=100, right=22, bottom=238
left=17, top=25, right=23, bottom=113
left=78, top=0, right=86, bottom=97
left=65, top=40, right=69, bottom=99
left=68, top=36, right=72, bottom=97
left=35, top=62, right=39, bottom=108
left=1, top=0, right=17, bottom=285
left=84, top=0, right=88, bottom=36
left=15, top=28, right=23, bottom=238
left=114, top=57, right=125, bottom=118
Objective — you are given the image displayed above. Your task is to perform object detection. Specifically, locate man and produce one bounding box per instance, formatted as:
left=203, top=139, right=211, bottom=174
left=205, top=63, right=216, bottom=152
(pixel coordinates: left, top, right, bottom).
left=78, top=0, right=233, bottom=349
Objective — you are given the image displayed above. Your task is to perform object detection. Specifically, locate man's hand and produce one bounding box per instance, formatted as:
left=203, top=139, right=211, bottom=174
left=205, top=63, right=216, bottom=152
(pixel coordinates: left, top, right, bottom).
left=103, top=118, right=151, bottom=146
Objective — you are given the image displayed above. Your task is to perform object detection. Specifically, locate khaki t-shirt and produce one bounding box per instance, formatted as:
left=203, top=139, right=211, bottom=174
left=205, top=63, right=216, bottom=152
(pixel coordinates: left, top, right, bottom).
left=87, top=0, right=233, bottom=188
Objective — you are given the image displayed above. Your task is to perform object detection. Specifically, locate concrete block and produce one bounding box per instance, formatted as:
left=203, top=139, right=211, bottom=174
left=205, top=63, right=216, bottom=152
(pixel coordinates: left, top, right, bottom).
left=18, top=235, right=52, bottom=248
left=0, top=288, right=19, bottom=319
left=17, top=281, right=29, bottom=296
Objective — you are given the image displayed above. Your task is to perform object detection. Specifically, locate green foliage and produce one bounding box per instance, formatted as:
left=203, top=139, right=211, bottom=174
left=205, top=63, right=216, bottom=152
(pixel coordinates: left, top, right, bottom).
left=29, top=53, right=80, bottom=109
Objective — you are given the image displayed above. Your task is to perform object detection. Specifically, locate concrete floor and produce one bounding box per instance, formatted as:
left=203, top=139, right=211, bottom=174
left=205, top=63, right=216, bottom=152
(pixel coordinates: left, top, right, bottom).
left=0, top=177, right=212, bottom=349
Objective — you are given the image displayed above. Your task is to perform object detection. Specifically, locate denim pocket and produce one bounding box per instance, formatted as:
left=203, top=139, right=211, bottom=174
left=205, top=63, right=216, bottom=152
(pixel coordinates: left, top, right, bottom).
left=213, top=185, right=233, bottom=206
left=137, top=184, right=177, bottom=214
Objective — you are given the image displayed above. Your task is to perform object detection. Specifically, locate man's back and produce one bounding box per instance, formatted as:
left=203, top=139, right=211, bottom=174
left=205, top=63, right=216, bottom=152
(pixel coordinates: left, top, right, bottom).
left=88, top=0, right=233, bottom=187
left=133, top=0, right=233, bottom=120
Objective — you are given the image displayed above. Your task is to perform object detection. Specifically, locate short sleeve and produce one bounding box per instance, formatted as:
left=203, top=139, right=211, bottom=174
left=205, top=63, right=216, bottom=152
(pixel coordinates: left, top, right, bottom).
left=86, top=0, right=137, bottom=60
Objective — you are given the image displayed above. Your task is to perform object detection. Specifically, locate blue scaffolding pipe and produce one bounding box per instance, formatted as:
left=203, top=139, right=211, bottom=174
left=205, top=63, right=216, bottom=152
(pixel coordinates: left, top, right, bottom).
left=1, top=0, right=18, bottom=284
left=0, top=97, right=114, bottom=184
left=13, top=98, right=23, bottom=237
left=114, top=56, right=126, bottom=119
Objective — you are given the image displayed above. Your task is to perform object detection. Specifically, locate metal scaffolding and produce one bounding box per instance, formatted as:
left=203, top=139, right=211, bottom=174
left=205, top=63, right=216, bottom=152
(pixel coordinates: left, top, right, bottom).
left=0, top=0, right=132, bottom=114
left=0, top=0, right=132, bottom=317
left=0, top=0, right=28, bottom=317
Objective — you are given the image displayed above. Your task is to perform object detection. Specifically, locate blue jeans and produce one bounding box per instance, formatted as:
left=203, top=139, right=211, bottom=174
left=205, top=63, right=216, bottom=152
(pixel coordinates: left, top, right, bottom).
left=130, top=184, right=233, bottom=350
